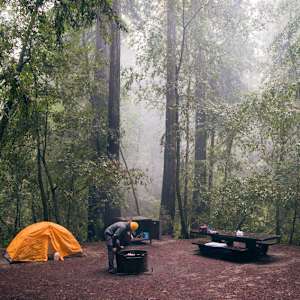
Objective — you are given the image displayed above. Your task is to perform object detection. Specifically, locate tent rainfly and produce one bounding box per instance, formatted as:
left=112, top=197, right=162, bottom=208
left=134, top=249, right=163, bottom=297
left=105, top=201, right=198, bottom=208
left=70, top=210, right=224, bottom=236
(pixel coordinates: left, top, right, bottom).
left=5, top=221, right=83, bottom=262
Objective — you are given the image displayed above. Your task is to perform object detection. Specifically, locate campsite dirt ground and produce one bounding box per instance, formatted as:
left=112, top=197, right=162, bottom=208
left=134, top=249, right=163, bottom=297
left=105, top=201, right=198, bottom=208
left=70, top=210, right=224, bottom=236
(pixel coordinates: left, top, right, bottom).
left=1, top=237, right=300, bottom=300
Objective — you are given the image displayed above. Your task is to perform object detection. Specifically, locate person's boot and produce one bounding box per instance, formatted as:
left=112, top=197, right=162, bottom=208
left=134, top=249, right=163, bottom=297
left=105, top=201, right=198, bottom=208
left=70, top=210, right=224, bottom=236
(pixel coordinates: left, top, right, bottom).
left=108, top=267, right=116, bottom=274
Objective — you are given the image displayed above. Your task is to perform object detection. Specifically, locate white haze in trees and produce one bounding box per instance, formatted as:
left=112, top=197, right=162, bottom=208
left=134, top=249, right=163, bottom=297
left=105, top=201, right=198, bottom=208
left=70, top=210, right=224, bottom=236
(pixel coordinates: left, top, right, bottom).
left=120, top=0, right=297, bottom=218
left=121, top=37, right=164, bottom=218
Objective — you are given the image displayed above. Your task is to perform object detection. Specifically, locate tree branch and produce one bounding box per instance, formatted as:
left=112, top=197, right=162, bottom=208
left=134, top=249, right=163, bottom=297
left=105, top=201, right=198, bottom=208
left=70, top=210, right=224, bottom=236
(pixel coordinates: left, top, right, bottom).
left=120, top=145, right=141, bottom=216
left=0, top=3, right=40, bottom=152
left=183, top=0, right=210, bottom=30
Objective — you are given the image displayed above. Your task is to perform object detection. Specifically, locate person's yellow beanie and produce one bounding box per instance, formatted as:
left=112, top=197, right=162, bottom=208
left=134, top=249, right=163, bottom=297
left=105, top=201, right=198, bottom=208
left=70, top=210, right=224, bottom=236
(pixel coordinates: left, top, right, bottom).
left=130, top=221, right=139, bottom=232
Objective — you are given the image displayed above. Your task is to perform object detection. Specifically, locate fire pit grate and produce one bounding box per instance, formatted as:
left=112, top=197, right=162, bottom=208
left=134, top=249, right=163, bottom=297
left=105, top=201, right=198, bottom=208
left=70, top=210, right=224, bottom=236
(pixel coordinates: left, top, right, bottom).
left=116, top=249, right=148, bottom=274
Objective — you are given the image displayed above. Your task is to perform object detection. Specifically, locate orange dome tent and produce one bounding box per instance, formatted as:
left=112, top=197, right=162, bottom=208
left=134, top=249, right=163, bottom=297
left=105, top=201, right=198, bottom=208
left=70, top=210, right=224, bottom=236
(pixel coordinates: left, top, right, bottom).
left=5, top=221, right=83, bottom=262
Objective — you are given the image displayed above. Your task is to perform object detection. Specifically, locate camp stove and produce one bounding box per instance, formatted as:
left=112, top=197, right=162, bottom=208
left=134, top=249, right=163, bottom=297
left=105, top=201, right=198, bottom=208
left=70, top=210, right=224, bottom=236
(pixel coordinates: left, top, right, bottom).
left=116, top=249, right=148, bottom=274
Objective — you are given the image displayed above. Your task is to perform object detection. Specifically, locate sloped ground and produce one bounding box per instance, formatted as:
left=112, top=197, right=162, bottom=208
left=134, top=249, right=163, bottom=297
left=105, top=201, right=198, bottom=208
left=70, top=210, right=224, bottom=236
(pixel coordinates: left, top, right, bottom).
left=1, top=237, right=300, bottom=299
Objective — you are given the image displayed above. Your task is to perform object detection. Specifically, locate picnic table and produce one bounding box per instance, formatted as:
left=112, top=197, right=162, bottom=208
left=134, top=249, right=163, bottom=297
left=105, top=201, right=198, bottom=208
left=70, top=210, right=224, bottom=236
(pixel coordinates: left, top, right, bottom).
left=193, top=230, right=280, bottom=259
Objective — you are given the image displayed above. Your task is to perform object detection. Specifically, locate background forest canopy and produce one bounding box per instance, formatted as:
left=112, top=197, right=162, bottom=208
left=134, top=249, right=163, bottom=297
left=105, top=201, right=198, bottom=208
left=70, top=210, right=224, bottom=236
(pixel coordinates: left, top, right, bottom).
left=0, top=0, right=299, bottom=247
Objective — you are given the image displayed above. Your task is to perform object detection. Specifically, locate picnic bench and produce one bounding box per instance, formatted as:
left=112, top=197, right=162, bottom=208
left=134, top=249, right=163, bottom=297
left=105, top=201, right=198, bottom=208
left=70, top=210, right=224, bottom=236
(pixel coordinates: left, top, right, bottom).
left=193, top=231, right=280, bottom=259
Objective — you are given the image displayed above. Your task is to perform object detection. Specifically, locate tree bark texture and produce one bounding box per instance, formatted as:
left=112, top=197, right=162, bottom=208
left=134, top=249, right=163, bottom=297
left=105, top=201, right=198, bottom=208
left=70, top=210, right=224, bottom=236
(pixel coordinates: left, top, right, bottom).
left=176, top=110, right=188, bottom=237
left=174, top=0, right=190, bottom=238
left=208, top=129, right=215, bottom=193
left=36, top=130, right=49, bottom=221
left=107, top=0, right=121, bottom=160
left=160, top=0, right=177, bottom=235
left=175, top=81, right=188, bottom=238
left=192, top=51, right=208, bottom=223
left=87, top=13, right=110, bottom=240
left=91, top=15, right=109, bottom=156
left=193, top=102, right=207, bottom=215
left=105, top=0, right=121, bottom=226
left=183, top=79, right=191, bottom=230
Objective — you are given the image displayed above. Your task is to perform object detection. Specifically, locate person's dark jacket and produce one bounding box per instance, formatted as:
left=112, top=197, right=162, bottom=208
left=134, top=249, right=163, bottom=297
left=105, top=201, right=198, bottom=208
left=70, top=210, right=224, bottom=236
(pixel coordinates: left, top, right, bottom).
left=104, top=222, right=130, bottom=246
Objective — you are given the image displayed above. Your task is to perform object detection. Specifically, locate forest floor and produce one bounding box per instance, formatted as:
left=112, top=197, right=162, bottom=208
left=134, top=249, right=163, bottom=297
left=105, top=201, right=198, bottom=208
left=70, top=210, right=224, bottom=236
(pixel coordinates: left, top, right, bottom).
left=1, top=237, right=300, bottom=300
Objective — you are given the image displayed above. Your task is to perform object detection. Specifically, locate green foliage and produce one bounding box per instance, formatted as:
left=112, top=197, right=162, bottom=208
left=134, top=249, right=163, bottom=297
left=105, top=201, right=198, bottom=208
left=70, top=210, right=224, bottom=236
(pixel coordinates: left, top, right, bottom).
left=122, top=0, right=299, bottom=243
left=211, top=175, right=275, bottom=232
left=0, top=0, right=299, bottom=246
left=0, top=1, right=142, bottom=246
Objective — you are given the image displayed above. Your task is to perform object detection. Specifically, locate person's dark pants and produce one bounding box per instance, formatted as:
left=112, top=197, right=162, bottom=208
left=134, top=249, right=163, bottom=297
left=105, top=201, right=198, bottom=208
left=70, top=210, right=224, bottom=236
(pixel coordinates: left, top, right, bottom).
left=105, top=234, right=114, bottom=270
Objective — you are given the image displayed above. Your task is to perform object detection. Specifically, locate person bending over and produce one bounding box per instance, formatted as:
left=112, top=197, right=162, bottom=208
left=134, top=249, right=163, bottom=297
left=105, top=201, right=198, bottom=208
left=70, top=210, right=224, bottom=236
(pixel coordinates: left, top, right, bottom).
left=104, top=221, right=139, bottom=273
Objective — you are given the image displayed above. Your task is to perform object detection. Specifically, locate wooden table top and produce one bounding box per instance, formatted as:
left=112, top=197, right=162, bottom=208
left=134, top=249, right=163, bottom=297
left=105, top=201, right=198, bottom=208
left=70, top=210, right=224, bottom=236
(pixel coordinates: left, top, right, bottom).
left=207, top=231, right=280, bottom=242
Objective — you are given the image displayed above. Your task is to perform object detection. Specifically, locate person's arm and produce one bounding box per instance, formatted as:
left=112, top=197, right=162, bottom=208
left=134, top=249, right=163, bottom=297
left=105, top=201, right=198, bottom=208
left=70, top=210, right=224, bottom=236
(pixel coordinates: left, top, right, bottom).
left=113, top=226, right=127, bottom=248
left=113, top=227, right=124, bottom=239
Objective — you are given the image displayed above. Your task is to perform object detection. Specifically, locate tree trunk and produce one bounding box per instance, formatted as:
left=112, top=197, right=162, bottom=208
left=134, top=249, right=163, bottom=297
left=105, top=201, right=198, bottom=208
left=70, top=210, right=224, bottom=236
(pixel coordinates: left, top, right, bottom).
left=160, top=0, right=177, bottom=235
left=41, top=155, right=60, bottom=224
left=207, top=128, right=215, bottom=216
left=176, top=150, right=189, bottom=238
left=120, top=147, right=141, bottom=215
left=91, top=15, right=109, bottom=156
left=288, top=30, right=300, bottom=245
left=107, top=0, right=121, bottom=160
left=39, top=109, right=60, bottom=224
left=224, top=134, right=234, bottom=183
left=87, top=185, right=98, bottom=240
left=176, top=103, right=188, bottom=238
left=183, top=79, right=191, bottom=230
left=36, top=130, right=49, bottom=221
left=289, top=199, right=298, bottom=244
left=208, top=129, right=215, bottom=193
left=14, top=181, right=21, bottom=233
left=31, top=198, right=37, bottom=223
left=84, top=12, right=110, bottom=240
left=275, top=141, right=286, bottom=236
left=0, top=5, right=39, bottom=151
left=174, top=0, right=190, bottom=239
left=105, top=0, right=121, bottom=226
left=275, top=198, right=281, bottom=236
left=192, top=69, right=207, bottom=224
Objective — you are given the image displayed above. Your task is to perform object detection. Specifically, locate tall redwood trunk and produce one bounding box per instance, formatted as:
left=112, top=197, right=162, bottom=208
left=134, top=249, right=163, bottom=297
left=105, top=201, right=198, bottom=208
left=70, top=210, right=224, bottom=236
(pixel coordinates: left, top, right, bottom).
left=160, top=0, right=177, bottom=235
left=192, top=49, right=207, bottom=224
left=86, top=13, right=110, bottom=240
left=105, top=0, right=121, bottom=226
left=107, top=1, right=121, bottom=160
